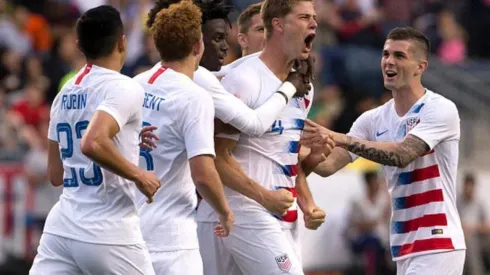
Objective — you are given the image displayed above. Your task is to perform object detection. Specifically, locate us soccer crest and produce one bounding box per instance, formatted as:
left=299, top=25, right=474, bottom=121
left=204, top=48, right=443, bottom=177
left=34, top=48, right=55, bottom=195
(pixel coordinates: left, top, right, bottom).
left=405, top=116, right=420, bottom=133
left=275, top=253, right=292, bottom=271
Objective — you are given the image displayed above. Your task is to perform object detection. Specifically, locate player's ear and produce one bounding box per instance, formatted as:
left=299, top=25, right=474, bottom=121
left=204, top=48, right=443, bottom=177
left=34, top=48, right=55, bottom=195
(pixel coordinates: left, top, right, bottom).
left=193, top=36, right=205, bottom=57
left=117, top=34, right=126, bottom=54
left=76, top=39, right=83, bottom=54
left=271, top=18, right=284, bottom=35
left=237, top=33, right=247, bottom=50
left=415, top=59, right=428, bottom=76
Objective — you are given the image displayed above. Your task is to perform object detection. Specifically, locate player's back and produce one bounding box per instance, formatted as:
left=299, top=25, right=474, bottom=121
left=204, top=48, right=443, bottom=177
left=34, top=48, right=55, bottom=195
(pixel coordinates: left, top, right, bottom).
left=135, top=64, right=215, bottom=252
left=219, top=57, right=313, bottom=227
left=45, top=64, right=145, bottom=245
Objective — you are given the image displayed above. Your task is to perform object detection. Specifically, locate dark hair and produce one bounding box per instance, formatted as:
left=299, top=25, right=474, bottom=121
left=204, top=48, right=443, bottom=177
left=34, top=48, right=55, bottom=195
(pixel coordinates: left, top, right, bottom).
left=196, top=0, right=233, bottom=28
left=147, top=0, right=233, bottom=29
left=237, top=2, right=263, bottom=34
left=76, top=5, right=124, bottom=59
left=387, top=27, right=431, bottom=59
left=363, top=171, right=378, bottom=184
left=151, top=1, right=202, bottom=62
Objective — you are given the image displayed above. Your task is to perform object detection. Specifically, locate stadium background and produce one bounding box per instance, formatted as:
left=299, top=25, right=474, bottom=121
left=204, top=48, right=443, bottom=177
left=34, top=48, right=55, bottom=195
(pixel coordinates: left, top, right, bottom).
left=0, top=0, right=489, bottom=274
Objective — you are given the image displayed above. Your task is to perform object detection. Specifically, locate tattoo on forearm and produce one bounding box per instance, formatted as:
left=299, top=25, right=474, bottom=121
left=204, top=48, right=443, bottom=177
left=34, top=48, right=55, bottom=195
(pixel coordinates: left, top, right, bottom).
left=346, top=135, right=430, bottom=167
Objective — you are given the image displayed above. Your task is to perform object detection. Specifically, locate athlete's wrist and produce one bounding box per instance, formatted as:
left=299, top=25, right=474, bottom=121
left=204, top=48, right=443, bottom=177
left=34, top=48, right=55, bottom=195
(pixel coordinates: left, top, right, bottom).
left=277, top=81, right=297, bottom=103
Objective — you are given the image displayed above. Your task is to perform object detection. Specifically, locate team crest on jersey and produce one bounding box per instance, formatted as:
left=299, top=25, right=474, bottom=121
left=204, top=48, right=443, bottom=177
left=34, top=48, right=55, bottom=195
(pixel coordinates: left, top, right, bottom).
left=405, top=116, right=420, bottom=133
left=275, top=253, right=292, bottom=271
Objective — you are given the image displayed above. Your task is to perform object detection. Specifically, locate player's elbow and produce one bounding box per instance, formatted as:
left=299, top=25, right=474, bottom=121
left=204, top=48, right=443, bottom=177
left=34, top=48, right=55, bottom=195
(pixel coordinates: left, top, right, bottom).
left=48, top=166, right=63, bottom=187
left=80, top=136, right=102, bottom=160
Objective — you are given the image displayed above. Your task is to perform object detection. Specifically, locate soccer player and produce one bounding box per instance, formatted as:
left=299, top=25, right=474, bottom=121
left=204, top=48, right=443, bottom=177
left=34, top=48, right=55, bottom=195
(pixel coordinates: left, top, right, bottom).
left=30, top=6, right=159, bottom=275
left=301, top=27, right=466, bottom=275
left=237, top=2, right=265, bottom=57
left=134, top=2, right=234, bottom=275
left=197, top=0, right=327, bottom=274
left=145, top=0, right=311, bottom=219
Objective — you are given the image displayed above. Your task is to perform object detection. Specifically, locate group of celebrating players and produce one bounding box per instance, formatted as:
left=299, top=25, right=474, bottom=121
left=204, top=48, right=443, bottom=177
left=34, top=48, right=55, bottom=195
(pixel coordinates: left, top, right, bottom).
left=28, top=0, right=467, bottom=274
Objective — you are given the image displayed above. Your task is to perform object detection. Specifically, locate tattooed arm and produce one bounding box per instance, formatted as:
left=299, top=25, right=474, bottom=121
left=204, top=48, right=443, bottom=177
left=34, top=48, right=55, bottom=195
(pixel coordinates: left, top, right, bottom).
left=341, top=134, right=430, bottom=168
left=301, top=119, right=430, bottom=168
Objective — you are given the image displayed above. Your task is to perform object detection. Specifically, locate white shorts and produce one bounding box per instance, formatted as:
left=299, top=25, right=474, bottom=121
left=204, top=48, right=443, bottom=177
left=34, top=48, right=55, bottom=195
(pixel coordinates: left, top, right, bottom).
left=197, top=222, right=303, bottom=275
left=29, top=233, right=155, bottom=275
left=396, top=250, right=466, bottom=275
left=150, top=249, right=202, bottom=275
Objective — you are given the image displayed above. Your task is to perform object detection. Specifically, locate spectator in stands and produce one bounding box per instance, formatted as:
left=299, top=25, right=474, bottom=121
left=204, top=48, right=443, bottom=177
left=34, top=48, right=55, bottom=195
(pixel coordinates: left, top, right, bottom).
left=457, top=173, right=490, bottom=275
left=346, top=171, right=392, bottom=275
left=12, top=5, right=52, bottom=54
left=436, top=9, right=466, bottom=64
left=0, top=48, right=24, bottom=93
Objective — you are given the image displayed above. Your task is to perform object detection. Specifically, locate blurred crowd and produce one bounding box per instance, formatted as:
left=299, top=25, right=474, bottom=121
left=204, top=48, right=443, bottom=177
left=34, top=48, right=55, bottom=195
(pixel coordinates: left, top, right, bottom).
left=1, top=0, right=490, bottom=274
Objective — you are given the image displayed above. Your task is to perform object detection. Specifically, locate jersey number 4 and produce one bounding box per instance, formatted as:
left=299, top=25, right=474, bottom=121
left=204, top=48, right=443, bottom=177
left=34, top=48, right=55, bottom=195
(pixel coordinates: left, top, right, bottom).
left=56, top=121, right=103, bottom=187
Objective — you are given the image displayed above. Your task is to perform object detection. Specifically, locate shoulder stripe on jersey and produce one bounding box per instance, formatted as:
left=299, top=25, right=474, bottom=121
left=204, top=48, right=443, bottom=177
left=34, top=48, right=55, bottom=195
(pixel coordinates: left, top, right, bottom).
left=393, top=189, right=444, bottom=210
left=148, top=66, right=168, bottom=84
left=411, top=103, right=425, bottom=114
left=398, top=164, right=440, bottom=185
left=75, top=64, right=92, bottom=85
left=392, top=213, right=448, bottom=234
left=391, top=238, right=454, bottom=258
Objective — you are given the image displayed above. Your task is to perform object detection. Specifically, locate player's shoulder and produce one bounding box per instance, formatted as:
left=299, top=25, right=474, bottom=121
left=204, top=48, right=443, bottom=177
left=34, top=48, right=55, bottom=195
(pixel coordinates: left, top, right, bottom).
left=425, top=89, right=458, bottom=111
left=224, top=56, right=261, bottom=81
left=194, top=66, right=221, bottom=90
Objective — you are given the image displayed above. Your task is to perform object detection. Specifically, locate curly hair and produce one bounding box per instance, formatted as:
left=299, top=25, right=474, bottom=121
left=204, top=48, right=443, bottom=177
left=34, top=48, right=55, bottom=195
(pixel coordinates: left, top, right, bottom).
left=150, top=0, right=202, bottom=62
left=147, top=0, right=233, bottom=29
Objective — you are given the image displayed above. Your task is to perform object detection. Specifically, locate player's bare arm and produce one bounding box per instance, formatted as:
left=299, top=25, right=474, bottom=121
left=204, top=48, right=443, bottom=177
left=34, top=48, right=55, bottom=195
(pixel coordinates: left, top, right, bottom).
left=296, top=151, right=326, bottom=230
left=214, top=137, right=294, bottom=216
left=301, top=119, right=430, bottom=168
left=47, top=140, right=64, bottom=187
left=343, top=134, right=430, bottom=168
left=301, top=146, right=352, bottom=177
left=189, top=154, right=234, bottom=237
left=81, top=110, right=160, bottom=202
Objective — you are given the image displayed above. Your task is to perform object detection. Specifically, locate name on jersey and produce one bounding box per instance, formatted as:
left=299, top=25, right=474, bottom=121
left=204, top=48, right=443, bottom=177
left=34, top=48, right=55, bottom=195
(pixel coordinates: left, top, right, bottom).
left=61, top=94, right=87, bottom=110
left=143, top=92, right=165, bottom=111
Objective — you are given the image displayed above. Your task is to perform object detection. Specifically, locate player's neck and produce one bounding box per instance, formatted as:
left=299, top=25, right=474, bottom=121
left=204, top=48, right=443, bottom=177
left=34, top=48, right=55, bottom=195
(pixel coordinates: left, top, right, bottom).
left=260, top=41, right=294, bottom=81
left=391, top=83, right=426, bottom=117
left=160, top=58, right=195, bottom=79
left=86, top=56, right=122, bottom=72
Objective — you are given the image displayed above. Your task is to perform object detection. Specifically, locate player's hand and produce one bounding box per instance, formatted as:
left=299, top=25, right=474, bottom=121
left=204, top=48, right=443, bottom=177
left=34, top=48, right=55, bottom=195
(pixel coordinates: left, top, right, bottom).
left=215, top=211, right=234, bottom=237
left=301, top=119, right=344, bottom=148
left=303, top=206, right=326, bottom=230
left=134, top=170, right=161, bottom=203
left=139, top=125, right=159, bottom=151
left=214, top=119, right=239, bottom=135
left=262, top=188, right=295, bottom=217
left=287, top=58, right=313, bottom=98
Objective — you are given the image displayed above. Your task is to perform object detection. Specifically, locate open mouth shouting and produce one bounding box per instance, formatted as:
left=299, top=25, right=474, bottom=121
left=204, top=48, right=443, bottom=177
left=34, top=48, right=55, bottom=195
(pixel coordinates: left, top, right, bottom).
left=304, top=33, right=316, bottom=52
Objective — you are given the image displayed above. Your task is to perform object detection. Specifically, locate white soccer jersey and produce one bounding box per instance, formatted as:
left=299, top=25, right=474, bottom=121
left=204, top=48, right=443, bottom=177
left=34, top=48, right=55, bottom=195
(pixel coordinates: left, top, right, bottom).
left=134, top=64, right=216, bottom=252
left=194, top=55, right=289, bottom=136
left=45, top=64, right=145, bottom=245
left=348, top=89, right=465, bottom=261
left=197, top=56, right=313, bottom=229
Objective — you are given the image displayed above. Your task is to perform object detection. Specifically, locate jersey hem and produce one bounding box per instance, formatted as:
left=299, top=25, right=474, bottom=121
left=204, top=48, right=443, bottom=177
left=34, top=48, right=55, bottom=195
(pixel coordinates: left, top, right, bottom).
left=43, top=231, right=145, bottom=246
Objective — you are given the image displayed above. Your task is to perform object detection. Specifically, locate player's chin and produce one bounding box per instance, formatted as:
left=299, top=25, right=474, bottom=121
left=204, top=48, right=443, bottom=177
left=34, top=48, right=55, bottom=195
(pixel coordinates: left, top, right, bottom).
left=299, top=51, right=311, bottom=60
